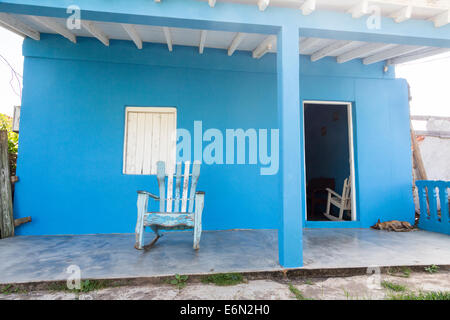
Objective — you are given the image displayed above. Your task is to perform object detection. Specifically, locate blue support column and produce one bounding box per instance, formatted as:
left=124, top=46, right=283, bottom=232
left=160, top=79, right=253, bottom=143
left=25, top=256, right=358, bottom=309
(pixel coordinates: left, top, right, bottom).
left=277, top=26, right=303, bottom=268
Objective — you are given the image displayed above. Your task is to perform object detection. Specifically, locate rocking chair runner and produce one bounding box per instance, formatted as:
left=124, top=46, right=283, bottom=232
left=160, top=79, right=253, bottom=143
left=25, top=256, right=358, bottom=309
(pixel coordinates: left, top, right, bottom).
left=135, top=161, right=205, bottom=250
left=323, top=177, right=352, bottom=221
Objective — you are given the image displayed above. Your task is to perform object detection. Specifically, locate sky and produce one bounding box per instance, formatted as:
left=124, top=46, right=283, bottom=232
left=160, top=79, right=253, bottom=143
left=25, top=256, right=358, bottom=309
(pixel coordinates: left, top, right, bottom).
left=0, top=28, right=449, bottom=118
left=0, top=28, right=24, bottom=116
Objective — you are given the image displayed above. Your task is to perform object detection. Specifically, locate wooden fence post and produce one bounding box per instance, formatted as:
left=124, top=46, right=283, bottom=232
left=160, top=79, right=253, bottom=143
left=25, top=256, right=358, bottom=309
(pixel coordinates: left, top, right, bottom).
left=0, top=130, right=14, bottom=238
left=410, top=121, right=428, bottom=181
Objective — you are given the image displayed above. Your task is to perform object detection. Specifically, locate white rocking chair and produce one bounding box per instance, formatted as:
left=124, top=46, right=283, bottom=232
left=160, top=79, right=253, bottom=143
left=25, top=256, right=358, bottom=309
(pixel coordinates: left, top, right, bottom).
left=135, top=161, right=205, bottom=250
left=323, top=177, right=352, bottom=221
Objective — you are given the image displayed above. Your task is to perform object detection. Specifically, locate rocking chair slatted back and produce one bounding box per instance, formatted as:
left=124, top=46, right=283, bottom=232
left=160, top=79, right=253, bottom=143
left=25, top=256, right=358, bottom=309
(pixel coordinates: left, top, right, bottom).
left=342, top=178, right=352, bottom=209
left=324, top=176, right=352, bottom=222
left=173, top=163, right=182, bottom=212
left=181, top=162, right=190, bottom=212
left=156, top=161, right=201, bottom=213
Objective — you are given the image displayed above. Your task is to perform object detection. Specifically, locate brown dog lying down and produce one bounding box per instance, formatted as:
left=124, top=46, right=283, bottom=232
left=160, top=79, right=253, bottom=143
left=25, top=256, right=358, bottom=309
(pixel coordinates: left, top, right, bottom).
left=371, top=219, right=415, bottom=232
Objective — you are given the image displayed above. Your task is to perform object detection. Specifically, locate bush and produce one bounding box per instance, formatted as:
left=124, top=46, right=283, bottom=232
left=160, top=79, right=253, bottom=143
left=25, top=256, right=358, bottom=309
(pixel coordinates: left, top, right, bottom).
left=0, top=113, right=18, bottom=155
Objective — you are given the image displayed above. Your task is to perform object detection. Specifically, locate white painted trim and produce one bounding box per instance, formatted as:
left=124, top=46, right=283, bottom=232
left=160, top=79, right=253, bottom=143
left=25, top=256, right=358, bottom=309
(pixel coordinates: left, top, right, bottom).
left=252, top=35, right=276, bottom=59
left=121, top=24, right=142, bottom=49
left=390, top=5, right=413, bottom=23
left=30, top=16, right=76, bottom=43
left=125, top=107, right=176, bottom=113
left=257, top=0, right=270, bottom=11
left=310, top=40, right=353, bottom=62
left=363, top=45, right=426, bottom=65
left=336, top=43, right=396, bottom=63
left=431, top=9, right=450, bottom=27
left=301, top=0, right=316, bottom=15
left=302, top=100, right=357, bottom=222
left=348, top=0, right=369, bottom=19
left=387, top=47, right=450, bottom=65
left=299, top=38, right=323, bottom=53
left=228, top=32, right=245, bottom=56
left=0, top=13, right=40, bottom=40
left=81, top=20, right=109, bottom=46
left=199, top=30, right=207, bottom=54
left=163, top=26, right=173, bottom=52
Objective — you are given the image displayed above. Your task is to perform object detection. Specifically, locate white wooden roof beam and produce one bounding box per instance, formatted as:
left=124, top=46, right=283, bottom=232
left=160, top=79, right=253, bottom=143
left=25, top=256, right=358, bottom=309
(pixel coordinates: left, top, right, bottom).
left=348, top=0, right=370, bottom=19
left=252, top=35, right=276, bottom=59
left=432, top=10, right=450, bottom=28
left=388, top=47, right=450, bottom=65
left=31, top=16, right=76, bottom=43
left=0, top=12, right=40, bottom=40
left=257, top=0, right=270, bottom=12
left=363, top=45, right=427, bottom=65
left=337, top=43, right=396, bottom=63
left=81, top=20, right=109, bottom=46
left=228, top=32, right=245, bottom=56
left=199, top=30, right=207, bottom=54
left=162, top=27, right=173, bottom=52
left=299, top=38, right=324, bottom=53
left=390, top=5, right=413, bottom=23
left=301, top=0, right=316, bottom=15
left=311, top=40, right=354, bottom=62
left=121, top=24, right=142, bottom=49
left=149, top=1, right=449, bottom=29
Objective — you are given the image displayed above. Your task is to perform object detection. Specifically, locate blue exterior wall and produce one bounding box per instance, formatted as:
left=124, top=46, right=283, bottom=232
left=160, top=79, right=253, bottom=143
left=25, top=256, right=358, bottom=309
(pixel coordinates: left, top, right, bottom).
left=14, top=34, right=414, bottom=235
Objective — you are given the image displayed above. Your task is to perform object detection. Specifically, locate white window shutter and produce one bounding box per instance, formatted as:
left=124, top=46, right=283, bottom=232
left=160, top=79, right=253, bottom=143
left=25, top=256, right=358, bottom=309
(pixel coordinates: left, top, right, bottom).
left=123, top=107, right=177, bottom=175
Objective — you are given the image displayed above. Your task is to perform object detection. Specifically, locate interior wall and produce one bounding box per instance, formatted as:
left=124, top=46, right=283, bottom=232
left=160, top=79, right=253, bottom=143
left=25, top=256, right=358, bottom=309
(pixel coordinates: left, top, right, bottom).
left=14, top=35, right=415, bottom=235
left=304, top=104, right=350, bottom=195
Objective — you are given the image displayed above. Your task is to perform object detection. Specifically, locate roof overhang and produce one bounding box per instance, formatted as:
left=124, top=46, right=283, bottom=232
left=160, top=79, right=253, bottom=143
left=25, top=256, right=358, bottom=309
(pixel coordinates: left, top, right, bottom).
left=0, top=0, right=449, bottom=65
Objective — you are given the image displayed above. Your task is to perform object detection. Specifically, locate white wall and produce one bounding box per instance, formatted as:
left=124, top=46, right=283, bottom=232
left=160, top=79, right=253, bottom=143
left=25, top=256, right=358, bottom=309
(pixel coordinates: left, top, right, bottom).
left=418, top=119, right=450, bottom=181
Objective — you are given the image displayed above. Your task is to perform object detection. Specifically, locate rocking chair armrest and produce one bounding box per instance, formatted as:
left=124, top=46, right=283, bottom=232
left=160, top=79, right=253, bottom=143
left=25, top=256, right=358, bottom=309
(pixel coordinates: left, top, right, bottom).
left=137, top=190, right=160, bottom=200
left=325, top=188, right=341, bottom=199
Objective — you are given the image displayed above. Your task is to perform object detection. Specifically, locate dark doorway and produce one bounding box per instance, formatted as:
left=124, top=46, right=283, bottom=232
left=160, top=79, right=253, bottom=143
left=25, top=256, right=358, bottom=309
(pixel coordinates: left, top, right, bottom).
left=304, top=102, right=354, bottom=221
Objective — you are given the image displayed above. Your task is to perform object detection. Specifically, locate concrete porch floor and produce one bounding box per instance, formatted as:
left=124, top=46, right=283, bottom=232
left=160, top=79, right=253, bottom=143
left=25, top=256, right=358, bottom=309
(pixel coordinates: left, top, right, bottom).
left=0, top=229, right=449, bottom=284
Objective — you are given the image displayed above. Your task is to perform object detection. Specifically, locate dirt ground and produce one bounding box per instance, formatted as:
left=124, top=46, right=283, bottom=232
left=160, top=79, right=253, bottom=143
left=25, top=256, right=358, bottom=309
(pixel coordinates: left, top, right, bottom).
left=1, top=270, right=449, bottom=300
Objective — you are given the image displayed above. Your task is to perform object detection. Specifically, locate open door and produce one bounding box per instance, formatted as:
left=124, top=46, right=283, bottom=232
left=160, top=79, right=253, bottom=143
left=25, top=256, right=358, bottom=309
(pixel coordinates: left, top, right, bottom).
left=303, top=101, right=357, bottom=222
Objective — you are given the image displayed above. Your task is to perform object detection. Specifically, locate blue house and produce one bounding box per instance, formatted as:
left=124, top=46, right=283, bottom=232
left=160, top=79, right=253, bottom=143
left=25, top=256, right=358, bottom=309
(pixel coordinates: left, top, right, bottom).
left=1, top=0, right=449, bottom=268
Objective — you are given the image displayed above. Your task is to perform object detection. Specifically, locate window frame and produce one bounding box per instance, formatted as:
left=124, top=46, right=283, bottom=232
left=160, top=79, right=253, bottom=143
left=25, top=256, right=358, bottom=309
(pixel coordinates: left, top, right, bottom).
left=122, top=106, right=177, bottom=175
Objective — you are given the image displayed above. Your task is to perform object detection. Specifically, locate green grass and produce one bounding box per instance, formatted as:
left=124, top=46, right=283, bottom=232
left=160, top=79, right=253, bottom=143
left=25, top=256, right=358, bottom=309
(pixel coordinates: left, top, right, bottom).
left=78, top=279, right=110, bottom=292
left=388, top=291, right=450, bottom=300
left=401, top=267, right=411, bottom=278
left=381, top=281, right=407, bottom=292
left=304, top=279, right=314, bottom=285
left=0, top=284, right=27, bottom=295
left=288, top=284, right=310, bottom=300
left=1, top=284, right=12, bottom=295
left=48, top=279, right=111, bottom=293
left=167, top=274, right=189, bottom=289
left=202, top=273, right=244, bottom=286
left=425, top=265, right=440, bottom=274
left=388, top=267, right=411, bottom=278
